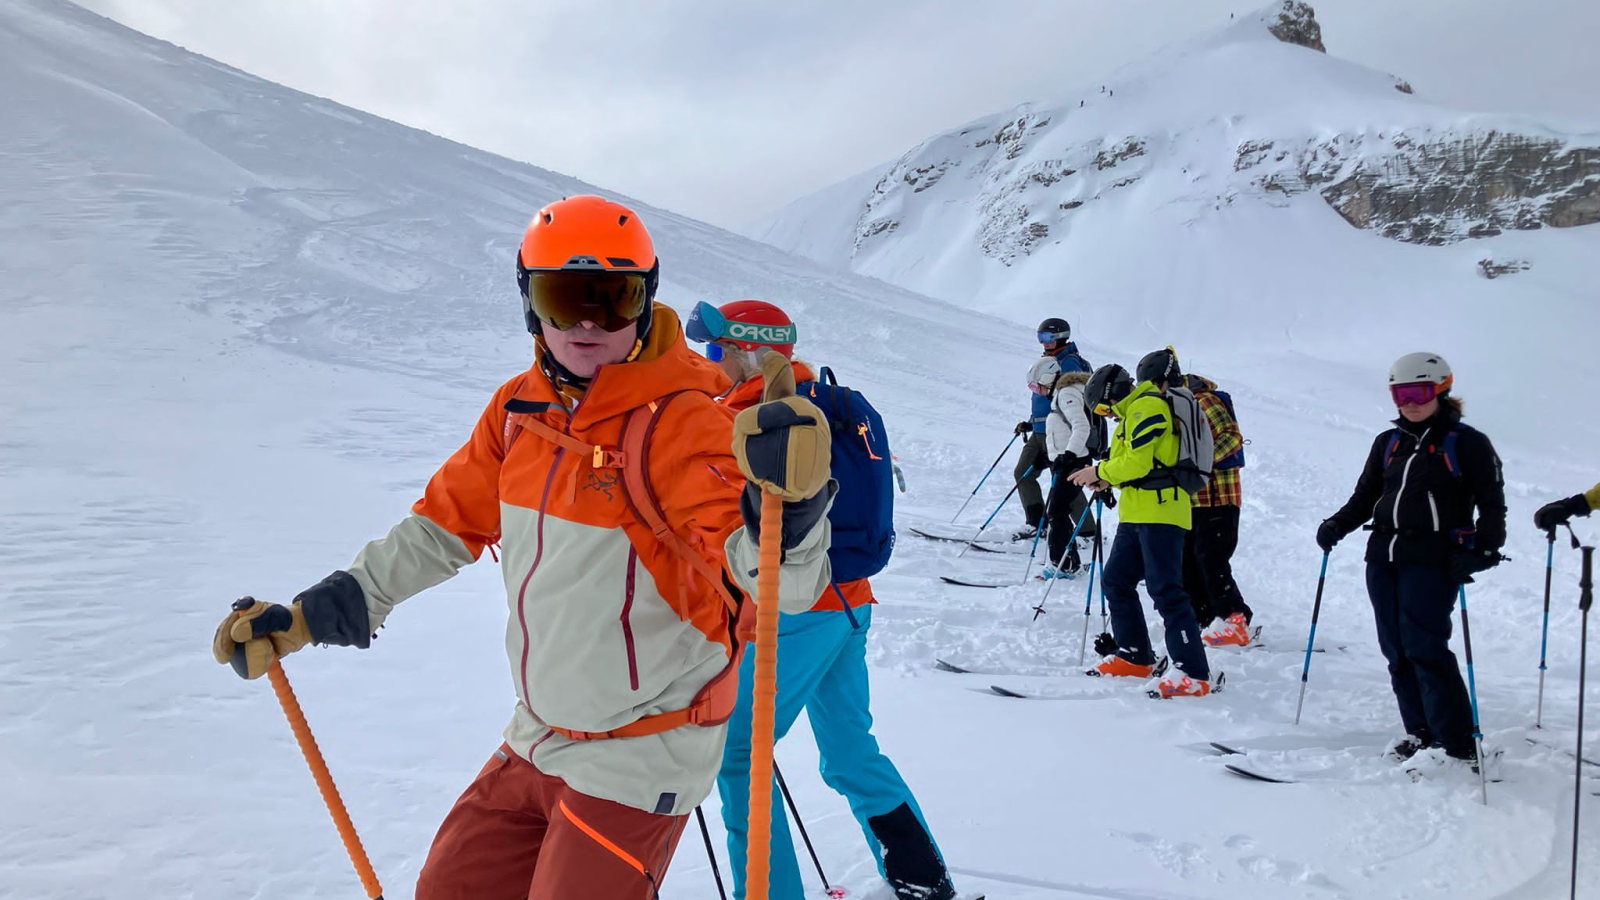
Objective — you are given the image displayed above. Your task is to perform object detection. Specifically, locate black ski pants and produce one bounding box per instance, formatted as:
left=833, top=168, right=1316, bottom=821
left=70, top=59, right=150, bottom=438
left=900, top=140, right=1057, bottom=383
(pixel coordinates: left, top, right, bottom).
left=1046, top=472, right=1097, bottom=566
left=1014, top=433, right=1048, bottom=526
left=1103, top=522, right=1210, bottom=681
left=1182, top=505, right=1252, bottom=627
left=1366, top=559, right=1476, bottom=758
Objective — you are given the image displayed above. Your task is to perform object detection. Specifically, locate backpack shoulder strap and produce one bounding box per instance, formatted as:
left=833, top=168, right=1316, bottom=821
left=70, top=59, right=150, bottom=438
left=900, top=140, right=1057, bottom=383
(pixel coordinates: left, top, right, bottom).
left=1440, top=428, right=1461, bottom=478
left=819, top=366, right=839, bottom=387
left=618, top=392, right=739, bottom=618
left=1383, top=428, right=1403, bottom=469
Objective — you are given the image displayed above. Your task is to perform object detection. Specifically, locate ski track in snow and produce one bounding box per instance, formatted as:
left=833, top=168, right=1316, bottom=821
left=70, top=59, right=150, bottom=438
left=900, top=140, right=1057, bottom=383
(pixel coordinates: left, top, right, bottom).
left=4, top=1, right=1600, bottom=898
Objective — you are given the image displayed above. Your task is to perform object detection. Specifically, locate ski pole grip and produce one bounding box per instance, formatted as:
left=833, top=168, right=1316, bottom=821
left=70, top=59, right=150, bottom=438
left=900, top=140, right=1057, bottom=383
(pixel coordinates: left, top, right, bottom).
left=1582, top=546, right=1594, bottom=614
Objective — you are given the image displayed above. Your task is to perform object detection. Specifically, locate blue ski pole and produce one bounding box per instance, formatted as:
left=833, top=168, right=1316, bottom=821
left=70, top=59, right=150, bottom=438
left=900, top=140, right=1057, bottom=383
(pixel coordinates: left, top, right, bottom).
left=1458, top=583, right=1488, bottom=805
left=1293, top=552, right=1331, bottom=726
left=951, top=433, right=1020, bottom=523
left=963, top=464, right=1032, bottom=553
left=1019, top=471, right=1057, bottom=580
left=1032, top=499, right=1094, bottom=618
left=1538, top=529, right=1556, bottom=728
left=1075, top=495, right=1107, bottom=663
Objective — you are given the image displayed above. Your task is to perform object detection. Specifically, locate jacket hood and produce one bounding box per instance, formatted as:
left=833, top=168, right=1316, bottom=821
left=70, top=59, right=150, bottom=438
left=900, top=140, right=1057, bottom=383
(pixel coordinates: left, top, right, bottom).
left=526, top=303, right=732, bottom=427
left=1185, top=374, right=1218, bottom=393
left=1054, top=370, right=1091, bottom=389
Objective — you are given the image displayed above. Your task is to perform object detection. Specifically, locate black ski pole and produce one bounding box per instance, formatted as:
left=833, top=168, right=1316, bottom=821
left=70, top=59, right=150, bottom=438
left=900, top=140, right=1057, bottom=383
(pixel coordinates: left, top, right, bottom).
left=951, top=433, right=1020, bottom=523
left=1571, top=544, right=1594, bottom=900
left=1458, top=584, right=1489, bottom=806
left=773, top=763, right=835, bottom=897
left=1540, top=528, right=1556, bottom=729
left=695, top=806, right=729, bottom=900
left=1294, top=552, right=1331, bottom=726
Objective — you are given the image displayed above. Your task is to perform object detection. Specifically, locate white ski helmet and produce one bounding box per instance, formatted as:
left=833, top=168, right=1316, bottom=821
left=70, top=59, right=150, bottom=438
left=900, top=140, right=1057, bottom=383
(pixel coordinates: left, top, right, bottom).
left=1388, top=352, right=1454, bottom=390
left=1028, top=356, right=1062, bottom=389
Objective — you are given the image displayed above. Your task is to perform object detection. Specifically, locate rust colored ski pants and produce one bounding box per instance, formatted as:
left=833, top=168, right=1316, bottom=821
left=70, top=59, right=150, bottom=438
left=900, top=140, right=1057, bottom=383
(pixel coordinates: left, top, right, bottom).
left=415, top=744, right=689, bottom=900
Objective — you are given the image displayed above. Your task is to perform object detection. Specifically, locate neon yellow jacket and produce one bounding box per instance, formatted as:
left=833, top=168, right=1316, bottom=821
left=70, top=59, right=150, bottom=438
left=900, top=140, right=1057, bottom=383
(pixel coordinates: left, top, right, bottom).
left=1096, top=382, right=1191, bottom=529
left=1587, top=482, right=1600, bottom=511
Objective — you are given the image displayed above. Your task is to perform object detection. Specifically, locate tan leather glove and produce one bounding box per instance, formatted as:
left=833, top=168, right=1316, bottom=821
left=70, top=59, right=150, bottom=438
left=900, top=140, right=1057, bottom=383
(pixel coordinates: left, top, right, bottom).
left=212, top=598, right=314, bottom=680
left=731, top=352, right=831, bottom=501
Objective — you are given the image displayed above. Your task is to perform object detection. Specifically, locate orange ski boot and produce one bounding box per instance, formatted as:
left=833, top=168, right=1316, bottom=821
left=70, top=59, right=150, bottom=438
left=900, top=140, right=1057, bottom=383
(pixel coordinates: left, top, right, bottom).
left=1151, top=672, right=1219, bottom=698
left=1091, top=655, right=1156, bottom=678
left=1202, top=613, right=1252, bottom=647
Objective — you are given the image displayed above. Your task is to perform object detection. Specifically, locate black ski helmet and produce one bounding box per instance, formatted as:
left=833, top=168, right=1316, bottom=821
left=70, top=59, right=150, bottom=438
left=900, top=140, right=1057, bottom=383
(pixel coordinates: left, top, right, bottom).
left=1037, top=317, right=1071, bottom=344
left=1136, top=347, right=1181, bottom=387
left=1084, top=364, right=1133, bottom=414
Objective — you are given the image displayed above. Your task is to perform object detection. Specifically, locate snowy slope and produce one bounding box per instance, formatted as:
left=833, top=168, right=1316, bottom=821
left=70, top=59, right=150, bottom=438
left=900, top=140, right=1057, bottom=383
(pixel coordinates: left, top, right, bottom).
left=5, top=1, right=1600, bottom=899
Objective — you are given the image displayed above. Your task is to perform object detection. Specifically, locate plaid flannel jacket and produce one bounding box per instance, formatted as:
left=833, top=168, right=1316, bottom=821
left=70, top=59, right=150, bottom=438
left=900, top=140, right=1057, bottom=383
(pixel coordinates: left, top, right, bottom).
left=1195, top=390, right=1242, bottom=508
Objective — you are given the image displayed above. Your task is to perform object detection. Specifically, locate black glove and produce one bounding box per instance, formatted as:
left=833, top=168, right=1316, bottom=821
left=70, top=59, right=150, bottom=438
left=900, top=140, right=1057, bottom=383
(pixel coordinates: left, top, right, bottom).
left=1449, top=548, right=1502, bottom=584
left=739, top=480, right=837, bottom=561
left=1093, top=632, right=1118, bottom=657
left=1014, top=420, right=1032, bottom=436
left=1050, top=454, right=1070, bottom=475
left=1315, top=519, right=1343, bottom=553
left=1534, top=494, right=1592, bottom=531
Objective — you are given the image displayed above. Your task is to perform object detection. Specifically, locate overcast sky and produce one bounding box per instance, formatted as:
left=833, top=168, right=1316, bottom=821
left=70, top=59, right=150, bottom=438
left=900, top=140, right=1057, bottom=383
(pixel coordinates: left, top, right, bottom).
left=78, top=0, right=1600, bottom=230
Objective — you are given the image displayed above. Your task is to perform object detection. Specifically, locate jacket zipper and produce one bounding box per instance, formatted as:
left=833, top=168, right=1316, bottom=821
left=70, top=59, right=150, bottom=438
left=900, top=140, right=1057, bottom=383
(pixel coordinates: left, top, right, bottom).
left=1389, top=427, right=1429, bottom=562
left=1427, top=490, right=1440, bottom=532
left=515, top=446, right=566, bottom=709
left=621, top=546, right=640, bottom=691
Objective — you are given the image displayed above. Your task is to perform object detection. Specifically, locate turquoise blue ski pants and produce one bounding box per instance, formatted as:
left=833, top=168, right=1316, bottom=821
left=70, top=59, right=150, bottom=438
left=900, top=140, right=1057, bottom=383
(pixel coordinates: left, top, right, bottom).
left=716, top=604, right=941, bottom=900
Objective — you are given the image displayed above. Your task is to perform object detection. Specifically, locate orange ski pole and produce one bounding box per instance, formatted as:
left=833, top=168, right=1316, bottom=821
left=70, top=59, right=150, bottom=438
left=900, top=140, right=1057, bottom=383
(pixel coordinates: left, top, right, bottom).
left=745, top=489, right=784, bottom=900
left=267, top=660, right=385, bottom=898
left=236, top=600, right=384, bottom=899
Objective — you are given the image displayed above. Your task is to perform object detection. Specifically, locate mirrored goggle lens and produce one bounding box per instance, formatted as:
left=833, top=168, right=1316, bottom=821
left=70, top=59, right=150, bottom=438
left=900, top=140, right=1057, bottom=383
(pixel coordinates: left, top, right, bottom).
left=1029, top=382, right=1050, bottom=395
left=1092, top=403, right=1113, bottom=417
left=1038, top=330, right=1066, bottom=344
left=525, top=270, right=649, bottom=332
left=685, top=301, right=728, bottom=344
left=1390, top=382, right=1438, bottom=406
left=705, top=342, right=725, bottom=362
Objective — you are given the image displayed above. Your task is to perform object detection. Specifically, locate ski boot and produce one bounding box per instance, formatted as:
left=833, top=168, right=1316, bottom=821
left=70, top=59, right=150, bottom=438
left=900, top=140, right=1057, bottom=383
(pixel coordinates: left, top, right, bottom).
left=1383, top=734, right=1427, bottom=763
left=1202, top=612, right=1253, bottom=647
left=1150, top=671, right=1220, bottom=698
left=1090, top=655, right=1156, bottom=678
left=1404, top=744, right=1502, bottom=781
left=1010, top=523, right=1038, bottom=542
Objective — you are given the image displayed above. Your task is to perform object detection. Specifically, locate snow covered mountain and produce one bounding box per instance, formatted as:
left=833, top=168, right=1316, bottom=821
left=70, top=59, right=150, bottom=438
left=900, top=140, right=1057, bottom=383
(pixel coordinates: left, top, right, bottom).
left=751, top=1, right=1600, bottom=347
left=7, top=1, right=1600, bottom=898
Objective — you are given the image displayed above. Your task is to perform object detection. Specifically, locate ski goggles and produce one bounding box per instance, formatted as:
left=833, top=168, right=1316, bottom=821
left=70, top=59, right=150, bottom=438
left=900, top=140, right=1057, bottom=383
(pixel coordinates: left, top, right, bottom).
left=704, top=342, right=727, bottom=363
left=1390, top=381, right=1440, bottom=407
left=522, top=268, right=651, bottom=332
left=1029, top=382, right=1051, bottom=395
left=1038, top=330, right=1069, bottom=344
left=685, top=301, right=797, bottom=347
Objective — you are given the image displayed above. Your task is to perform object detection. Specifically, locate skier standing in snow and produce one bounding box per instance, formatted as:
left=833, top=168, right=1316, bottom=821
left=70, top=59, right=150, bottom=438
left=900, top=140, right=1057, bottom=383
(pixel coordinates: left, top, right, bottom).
left=1317, top=352, right=1505, bottom=770
left=211, top=196, right=837, bottom=900
left=1042, top=363, right=1097, bottom=577
left=688, top=299, right=959, bottom=900
left=1012, top=318, right=1092, bottom=541
left=1069, top=350, right=1215, bottom=697
left=1533, top=483, right=1600, bottom=530
left=1181, top=374, right=1256, bottom=646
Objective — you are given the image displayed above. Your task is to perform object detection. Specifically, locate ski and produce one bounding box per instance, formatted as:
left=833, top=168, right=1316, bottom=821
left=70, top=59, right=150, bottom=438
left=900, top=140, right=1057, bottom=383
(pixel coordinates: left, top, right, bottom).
left=908, top=526, right=979, bottom=545
left=989, top=685, right=1028, bottom=698
left=1225, top=763, right=1295, bottom=784
left=934, top=658, right=973, bottom=674
left=1209, top=741, right=1245, bottom=756
left=939, top=576, right=1011, bottom=589
left=966, top=540, right=1027, bottom=555
left=1526, top=735, right=1600, bottom=768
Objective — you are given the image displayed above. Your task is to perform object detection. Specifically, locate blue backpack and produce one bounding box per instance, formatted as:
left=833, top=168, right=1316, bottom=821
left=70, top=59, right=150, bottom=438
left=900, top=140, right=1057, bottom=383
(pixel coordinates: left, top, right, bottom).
left=799, top=367, right=896, bottom=582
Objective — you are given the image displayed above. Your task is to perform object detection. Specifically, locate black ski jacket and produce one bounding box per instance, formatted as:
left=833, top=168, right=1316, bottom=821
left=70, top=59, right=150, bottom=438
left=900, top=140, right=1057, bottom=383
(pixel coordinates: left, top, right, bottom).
left=1324, top=405, right=1506, bottom=567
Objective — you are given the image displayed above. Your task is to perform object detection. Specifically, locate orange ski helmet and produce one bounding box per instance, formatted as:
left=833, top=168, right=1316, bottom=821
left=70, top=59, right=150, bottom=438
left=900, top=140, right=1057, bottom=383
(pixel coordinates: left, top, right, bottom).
left=515, top=195, right=661, bottom=337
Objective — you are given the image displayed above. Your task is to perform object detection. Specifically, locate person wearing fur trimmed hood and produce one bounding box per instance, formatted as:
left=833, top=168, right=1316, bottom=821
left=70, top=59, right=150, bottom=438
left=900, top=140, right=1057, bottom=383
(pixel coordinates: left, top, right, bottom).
left=1317, top=352, right=1506, bottom=771
left=1043, top=368, right=1098, bottom=576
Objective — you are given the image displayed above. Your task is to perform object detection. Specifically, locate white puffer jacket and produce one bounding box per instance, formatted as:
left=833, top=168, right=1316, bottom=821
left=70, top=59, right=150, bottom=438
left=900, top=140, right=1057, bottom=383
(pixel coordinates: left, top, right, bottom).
left=1046, top=371, right=1093, bottom=462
